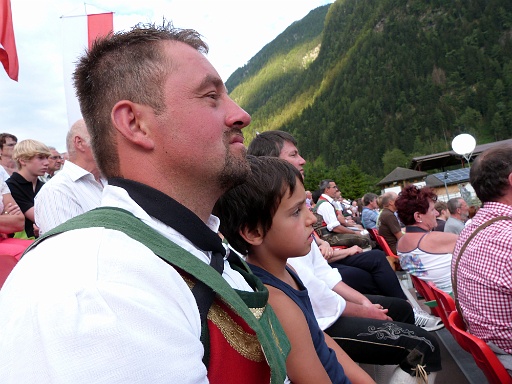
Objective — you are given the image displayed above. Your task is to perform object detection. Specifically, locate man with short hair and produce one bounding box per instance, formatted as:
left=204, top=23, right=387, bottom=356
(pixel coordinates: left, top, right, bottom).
left=444, top=197, right=469, bottom=235
left=0, top=133, right=18, bottom=180
left=433, top=201, right=450, bottom=232
left=38, top=147, right=63, bottom=183
left=452, top=142, right=512, bottom=374
left=0, top=23, right=287, bottom=383
left=361, top=192, right=379, bottom=229
left=378, top=192, right=403, bottom=254
left=35, top=119, right=105, bottom=235
left=316, top=179, right=371, bottom=249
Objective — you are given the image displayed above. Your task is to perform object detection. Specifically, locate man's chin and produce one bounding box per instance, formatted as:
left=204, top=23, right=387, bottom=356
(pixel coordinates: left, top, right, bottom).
left=218, top=154, right=250, bottom=191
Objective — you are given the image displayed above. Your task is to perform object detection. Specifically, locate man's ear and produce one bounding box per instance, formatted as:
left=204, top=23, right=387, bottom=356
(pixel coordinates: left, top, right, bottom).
left=239, top=224, right=264, bottom=246
left=111, top=100, right=155, bottom=150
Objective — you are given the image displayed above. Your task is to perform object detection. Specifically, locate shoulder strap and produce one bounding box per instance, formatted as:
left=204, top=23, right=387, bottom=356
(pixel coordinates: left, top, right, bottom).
left=26, top=207, right=289, bottom=382
left=312, top=199, right=326, bottom=213
left=452, top=215, right=512, bottom=324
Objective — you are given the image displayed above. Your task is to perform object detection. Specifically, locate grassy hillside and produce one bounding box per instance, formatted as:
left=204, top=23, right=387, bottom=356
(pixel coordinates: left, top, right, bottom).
left=228, top=0, right=512, bottom=181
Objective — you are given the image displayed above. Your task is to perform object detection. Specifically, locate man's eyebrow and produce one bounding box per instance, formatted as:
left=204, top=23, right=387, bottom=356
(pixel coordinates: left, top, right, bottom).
left=196, top=74, right=226, bottom=92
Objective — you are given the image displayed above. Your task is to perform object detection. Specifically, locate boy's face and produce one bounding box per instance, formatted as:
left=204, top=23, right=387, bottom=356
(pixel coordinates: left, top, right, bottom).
left=22, top=154, right=49, bottom=177
left=263, top=178, right=317, bottom=259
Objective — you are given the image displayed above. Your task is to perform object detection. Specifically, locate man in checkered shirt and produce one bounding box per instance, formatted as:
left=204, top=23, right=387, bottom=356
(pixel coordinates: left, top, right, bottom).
left=452, top=142, right=512, bottom=375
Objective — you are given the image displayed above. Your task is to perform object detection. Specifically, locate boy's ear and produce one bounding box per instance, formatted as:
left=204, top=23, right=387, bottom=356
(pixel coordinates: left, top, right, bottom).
left=239, top=224, right=264, bottom=246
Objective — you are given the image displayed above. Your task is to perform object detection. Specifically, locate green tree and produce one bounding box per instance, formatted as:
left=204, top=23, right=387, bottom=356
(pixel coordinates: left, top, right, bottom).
left=382, top=149, right=409, bottom=175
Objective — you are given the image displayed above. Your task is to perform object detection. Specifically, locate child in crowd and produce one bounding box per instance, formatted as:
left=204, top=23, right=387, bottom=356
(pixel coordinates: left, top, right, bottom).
left=6, top=139, right=51, bottom=239
left=214, top=155, right=374, bottom=384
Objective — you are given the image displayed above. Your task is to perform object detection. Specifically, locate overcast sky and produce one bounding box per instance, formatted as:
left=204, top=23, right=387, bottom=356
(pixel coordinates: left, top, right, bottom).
left=1, top=0, right=334, bottom=152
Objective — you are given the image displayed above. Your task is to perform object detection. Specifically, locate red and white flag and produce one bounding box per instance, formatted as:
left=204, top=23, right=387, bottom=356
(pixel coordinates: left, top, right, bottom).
left=0, top=0, right=18, bottom=81
left=62, top=12, right=113, bottom=126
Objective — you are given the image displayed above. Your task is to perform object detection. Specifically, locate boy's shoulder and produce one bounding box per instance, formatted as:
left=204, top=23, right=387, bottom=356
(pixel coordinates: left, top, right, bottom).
left=266, top=285, right=306, bottom=322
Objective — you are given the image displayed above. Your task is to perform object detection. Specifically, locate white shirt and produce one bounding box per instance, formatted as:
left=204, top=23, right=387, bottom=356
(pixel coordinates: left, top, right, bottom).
left=287, top=242, right=346, bottom=330
left=0, top=185, right=252, bottom=383
left=0, top=165, right=10, bottom=182
left=316, top=194, right=341, bottom=231
left=0, top=181, right=10, bottom=212
left=34, top=160, right=106, bottom=235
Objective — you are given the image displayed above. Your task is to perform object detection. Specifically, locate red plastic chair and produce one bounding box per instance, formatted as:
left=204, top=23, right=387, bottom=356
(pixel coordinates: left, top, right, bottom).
left=366, top=229, right=401, bottom=271
left=428, top=282, right=456, bottom=335
left=409, top=274, right=440, bottom=317
left=367, top=228, right=379, bottom=242
left=369, top=229, right=398, bottom=259
left=448, top=311, right=512, bottom=384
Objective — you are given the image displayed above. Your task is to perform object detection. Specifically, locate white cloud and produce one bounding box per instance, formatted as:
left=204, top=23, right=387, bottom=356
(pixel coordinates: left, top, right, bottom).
left=1, top=0, right=333, bottom=151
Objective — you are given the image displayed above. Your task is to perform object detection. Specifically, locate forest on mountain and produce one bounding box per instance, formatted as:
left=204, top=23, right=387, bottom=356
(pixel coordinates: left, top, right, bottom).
left=227, top=0, right=512, bottom=198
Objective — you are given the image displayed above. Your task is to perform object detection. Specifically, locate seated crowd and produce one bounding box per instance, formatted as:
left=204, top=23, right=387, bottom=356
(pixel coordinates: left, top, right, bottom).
left=0, top=23, right=509, bottom=383
left=0, top=122, right=105, bottom=266
left=1, top=125, right=510, bottom=382
left=305, top=142, right=512, bottom=379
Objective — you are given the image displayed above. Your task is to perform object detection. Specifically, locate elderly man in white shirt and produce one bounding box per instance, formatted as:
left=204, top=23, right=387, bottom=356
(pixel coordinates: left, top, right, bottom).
left=35, top=119, right=105, bottom=235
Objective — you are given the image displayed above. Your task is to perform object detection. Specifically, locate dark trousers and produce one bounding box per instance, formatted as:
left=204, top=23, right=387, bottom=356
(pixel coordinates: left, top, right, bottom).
left=325, top=295, right=442, bottom=373
left=329, top=250, right=408, bottom=300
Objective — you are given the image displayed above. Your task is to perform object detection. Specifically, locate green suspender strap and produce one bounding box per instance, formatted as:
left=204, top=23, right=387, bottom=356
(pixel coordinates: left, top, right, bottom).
left=24, top=207, right=289, bottom=384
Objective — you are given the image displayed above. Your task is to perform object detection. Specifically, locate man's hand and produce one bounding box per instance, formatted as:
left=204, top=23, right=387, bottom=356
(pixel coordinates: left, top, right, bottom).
left=346, top=245, right=363, bottom=256
left=317, top=239, right=333, bottom=259
left=361, top=301, right=392, bottom=321
left=4, top=203, right=21, bottom=216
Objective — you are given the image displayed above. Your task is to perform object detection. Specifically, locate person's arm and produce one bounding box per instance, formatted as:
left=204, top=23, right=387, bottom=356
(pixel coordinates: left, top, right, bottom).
left=6, top=179, right=35, bottom=223
left=24, top=206, right=35, bottom=223
left=267, top=285, right=332, bottom=384
left=393, top=230, right=403, bottom=240
left=324, top=333, right=375, bottom=384
left=324, top=245, right=363, bottom=262
left=331, top=281, right=391, bottom=320
left=331, top=224, right=364, bottom=235
left=0, top=193, right=24, bottom=234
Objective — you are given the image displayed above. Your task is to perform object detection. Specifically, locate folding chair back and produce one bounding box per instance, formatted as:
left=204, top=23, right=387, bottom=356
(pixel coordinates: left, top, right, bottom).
left=375, top=232, right=398, bottom=259
left=410, top=274, right=440, bottom=317
left=448, top=311, right=512, bottom=384
left=367, top=228, right=379, bottom=242
left=428, top=282, right=456, bottom=335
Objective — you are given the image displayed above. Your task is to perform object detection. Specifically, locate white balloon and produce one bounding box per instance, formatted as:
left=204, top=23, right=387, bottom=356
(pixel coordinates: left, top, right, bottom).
left=452, top=134, right=476, bottom=155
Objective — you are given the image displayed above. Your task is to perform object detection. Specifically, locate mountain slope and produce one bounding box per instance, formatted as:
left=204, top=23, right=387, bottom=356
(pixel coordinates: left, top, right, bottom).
left=227, top=0, right=512, bottom=177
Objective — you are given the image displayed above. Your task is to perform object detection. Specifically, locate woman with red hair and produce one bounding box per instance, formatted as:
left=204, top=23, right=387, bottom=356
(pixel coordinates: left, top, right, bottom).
left=395, top=185, right=458, bottom=293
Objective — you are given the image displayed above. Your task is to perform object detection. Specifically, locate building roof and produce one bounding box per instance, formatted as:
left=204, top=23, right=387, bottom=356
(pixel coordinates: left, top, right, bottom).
left=409, top=138, right=512, bottom=171
left=377, top=167, right=428, bottom=186
left=425, top=168, right=470, bottom=188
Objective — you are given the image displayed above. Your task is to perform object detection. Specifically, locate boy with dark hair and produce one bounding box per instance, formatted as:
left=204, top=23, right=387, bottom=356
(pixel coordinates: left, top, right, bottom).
left=215, top=155, right=373, bottom=384
left=247, top=131, right=443, bottom=383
